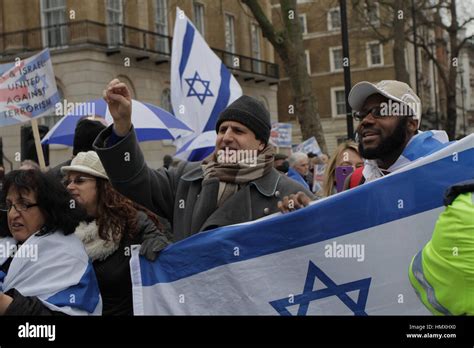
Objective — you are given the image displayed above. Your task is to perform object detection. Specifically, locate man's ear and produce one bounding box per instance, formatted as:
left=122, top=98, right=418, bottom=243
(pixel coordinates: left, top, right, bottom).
left=258, top=141, right=265, bottom=151
left=407, top=118, right=418, bottom=134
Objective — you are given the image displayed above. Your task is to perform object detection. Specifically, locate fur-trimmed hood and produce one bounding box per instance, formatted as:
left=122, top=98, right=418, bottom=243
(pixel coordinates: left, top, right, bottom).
left=74, top=221, right=120, bottom=262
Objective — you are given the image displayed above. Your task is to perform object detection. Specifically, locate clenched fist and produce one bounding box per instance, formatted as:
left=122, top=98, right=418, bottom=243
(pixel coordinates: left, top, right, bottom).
left=103, top=78, right=132, bottom=136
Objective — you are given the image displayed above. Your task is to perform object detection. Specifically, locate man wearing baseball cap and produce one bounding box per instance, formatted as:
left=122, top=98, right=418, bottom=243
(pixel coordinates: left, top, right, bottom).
left=94, top=78, right=313, bottom=242
left=345, top=80, right=451, bottom=188
left=277, top=80, right=451, bottom=213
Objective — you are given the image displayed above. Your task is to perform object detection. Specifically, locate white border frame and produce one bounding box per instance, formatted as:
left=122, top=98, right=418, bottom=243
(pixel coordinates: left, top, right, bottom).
left=305, top=49, right=311, bottom=75
left=193, top=1, right=206, bottom=37
left=329, top=46, right=343, bottom=72
left=299, top=13, right=308, bottom=34
left=327, top=6, right=341, bottom=31
left=331, top=86, right=347, bottom=118
left=366, top=41, right=384, bottom=67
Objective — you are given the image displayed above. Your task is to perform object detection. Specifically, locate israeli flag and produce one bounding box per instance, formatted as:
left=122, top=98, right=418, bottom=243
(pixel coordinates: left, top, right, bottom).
left=0, top=231, right=102, bottom=315
left=131, top=134, right=474, bottom=315
left=171, top=7, right=242, bottom=161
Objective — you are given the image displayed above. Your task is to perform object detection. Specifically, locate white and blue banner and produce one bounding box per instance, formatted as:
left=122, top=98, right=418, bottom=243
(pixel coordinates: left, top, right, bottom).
left=270, top=122, right=292, bottom=148
left=294, top=136, right=322, bottom=155
left=0, top=49, right=60, bottom=125
left=171, top=7, right=242, bottom=161
left=131, top=134, right=474, bottom=315
left=0, top=232, right=102, bottom=315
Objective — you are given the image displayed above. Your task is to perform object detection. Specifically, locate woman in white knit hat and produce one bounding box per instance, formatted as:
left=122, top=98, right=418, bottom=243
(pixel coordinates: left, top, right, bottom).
left=61, top=151, right=171, bottom=315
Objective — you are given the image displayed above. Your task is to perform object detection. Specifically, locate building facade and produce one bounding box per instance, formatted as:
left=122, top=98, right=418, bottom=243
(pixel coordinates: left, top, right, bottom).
left=0, top=0, right=278, bottom=170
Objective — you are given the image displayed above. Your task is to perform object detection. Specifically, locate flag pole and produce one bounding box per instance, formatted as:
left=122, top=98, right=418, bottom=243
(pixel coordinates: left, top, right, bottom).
left=30, top=119, right=46, bottom=170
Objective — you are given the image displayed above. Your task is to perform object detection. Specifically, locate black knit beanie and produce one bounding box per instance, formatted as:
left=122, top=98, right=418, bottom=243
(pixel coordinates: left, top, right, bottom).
left=215, top=95, right=271, bottom=144
left=73, top=118, right=107, bottom=155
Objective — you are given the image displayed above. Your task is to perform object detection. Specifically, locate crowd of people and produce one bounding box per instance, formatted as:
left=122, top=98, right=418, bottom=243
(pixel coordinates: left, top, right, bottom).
left=0, top=78, right=471, bottom=315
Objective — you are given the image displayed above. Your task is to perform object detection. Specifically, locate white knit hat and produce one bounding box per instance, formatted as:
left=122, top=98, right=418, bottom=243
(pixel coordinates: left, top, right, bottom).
left=61, top=151, right=109, bottom=180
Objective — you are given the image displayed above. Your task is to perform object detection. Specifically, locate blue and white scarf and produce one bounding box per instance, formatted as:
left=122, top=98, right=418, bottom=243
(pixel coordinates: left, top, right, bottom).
left=363, top=130, right=451, bottom=183
left=0, top=231, right=102, bottom=315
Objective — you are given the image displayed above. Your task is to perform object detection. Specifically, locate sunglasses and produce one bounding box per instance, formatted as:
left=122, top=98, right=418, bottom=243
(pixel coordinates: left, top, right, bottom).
left=63, top=176, right=96, bottom=186
left=353, top=107, right=384, bottom=121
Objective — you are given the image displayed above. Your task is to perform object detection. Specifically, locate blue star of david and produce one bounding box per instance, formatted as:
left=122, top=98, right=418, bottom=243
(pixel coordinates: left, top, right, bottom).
left=269, top=261, right=371, bottom=316
left=184, top=71, right=213, bottom=104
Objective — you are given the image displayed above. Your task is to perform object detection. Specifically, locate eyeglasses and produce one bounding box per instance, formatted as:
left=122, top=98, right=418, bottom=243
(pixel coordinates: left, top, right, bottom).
left=62, top=176, right=96, bottom=187
left=353, top=107, right=384, bottom=121
left=0, top=201, right=39, bottom=213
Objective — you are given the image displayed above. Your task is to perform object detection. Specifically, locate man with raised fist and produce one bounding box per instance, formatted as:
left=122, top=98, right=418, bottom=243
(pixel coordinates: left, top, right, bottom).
left=94, top=79, right=313, bottom=242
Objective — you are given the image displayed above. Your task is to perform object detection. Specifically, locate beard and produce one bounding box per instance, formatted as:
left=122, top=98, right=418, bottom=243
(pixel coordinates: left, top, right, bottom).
left=358, top=118, right=408, bottom=160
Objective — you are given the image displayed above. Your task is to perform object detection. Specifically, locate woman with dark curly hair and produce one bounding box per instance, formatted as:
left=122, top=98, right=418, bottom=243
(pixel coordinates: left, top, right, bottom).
left=0, top=169, right=102, bottom=315
left=61, top=151, right=170, bottom=315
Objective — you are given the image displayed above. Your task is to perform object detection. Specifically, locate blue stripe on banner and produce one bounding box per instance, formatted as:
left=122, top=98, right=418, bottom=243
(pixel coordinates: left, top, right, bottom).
left=175, top=137, right=194, bottom=155
left=403, top=131, right=448, bottom=161
left=94, top=99, right=108, bottom=117
left=203, top=63, right=231, bottom=132
left=179, top=22, right=195, bottom=83
left=140, top=147, right=474, bottom=285
left=0, top=61, right=15, bottom=75
left=187, top=146, right=215, bottom=162
left=46, top=262, right=100, bottom=313
left=32, top=49, right=52, bottom=66
left=144, top=102, right=191, bottom=130
left=135, top=128, right=173, bottom=142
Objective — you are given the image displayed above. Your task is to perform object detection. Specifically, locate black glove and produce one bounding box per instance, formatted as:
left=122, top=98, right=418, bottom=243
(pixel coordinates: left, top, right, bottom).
left=137, top=212, right=172, bottom=261
left=139, top=235, right=170, bottom=261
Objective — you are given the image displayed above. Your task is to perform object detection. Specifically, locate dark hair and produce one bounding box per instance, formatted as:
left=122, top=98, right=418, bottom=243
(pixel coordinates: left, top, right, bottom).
left=95, top=178, right=163, bottom=242
left=0, top=170, right=87, bottom=237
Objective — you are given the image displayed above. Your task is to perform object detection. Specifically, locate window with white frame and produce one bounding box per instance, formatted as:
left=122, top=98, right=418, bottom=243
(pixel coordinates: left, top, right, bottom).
left=305, top=50, right=311, bottom=74
left=41, top=0, right=67, bottom=47
left=367, top=41, right=383, bottom=67
left=327, top=7, right=341, bottom=30
left=155, top=0, right=169, bottom=54
left=330, top=47, right=343, bottom=71
left=161, top=88, right=172, bottom=113
left=299, top=14, right=307, bottom=34
left=331, top=87, right=346, bottom=117
left=107, top=0, right=123, bottom=47
left=224, top=14, right=236, bottom=67
left=251, top=23, right=263, bottom=73
left=193, top=2, right=205, bottom=36
left=365, top=1, right=380, bottom=25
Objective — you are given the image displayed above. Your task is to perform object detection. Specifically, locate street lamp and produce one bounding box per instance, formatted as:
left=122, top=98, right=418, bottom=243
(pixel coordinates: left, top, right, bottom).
left=339, top=0, right=354, bottom=140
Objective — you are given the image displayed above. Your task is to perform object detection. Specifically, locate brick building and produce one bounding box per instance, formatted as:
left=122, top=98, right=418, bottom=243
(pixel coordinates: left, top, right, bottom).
left=271, top=0, right=443, bottom=155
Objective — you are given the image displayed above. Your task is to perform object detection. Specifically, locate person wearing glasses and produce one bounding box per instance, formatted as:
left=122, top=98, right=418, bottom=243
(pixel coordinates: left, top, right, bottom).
left=0, top=169, right=102, bottom=315
left=345, top=80, right=450, bottom=188
left=278, top=80, right=451, bottom=212
left=61, top=151, right=171, bottom=315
